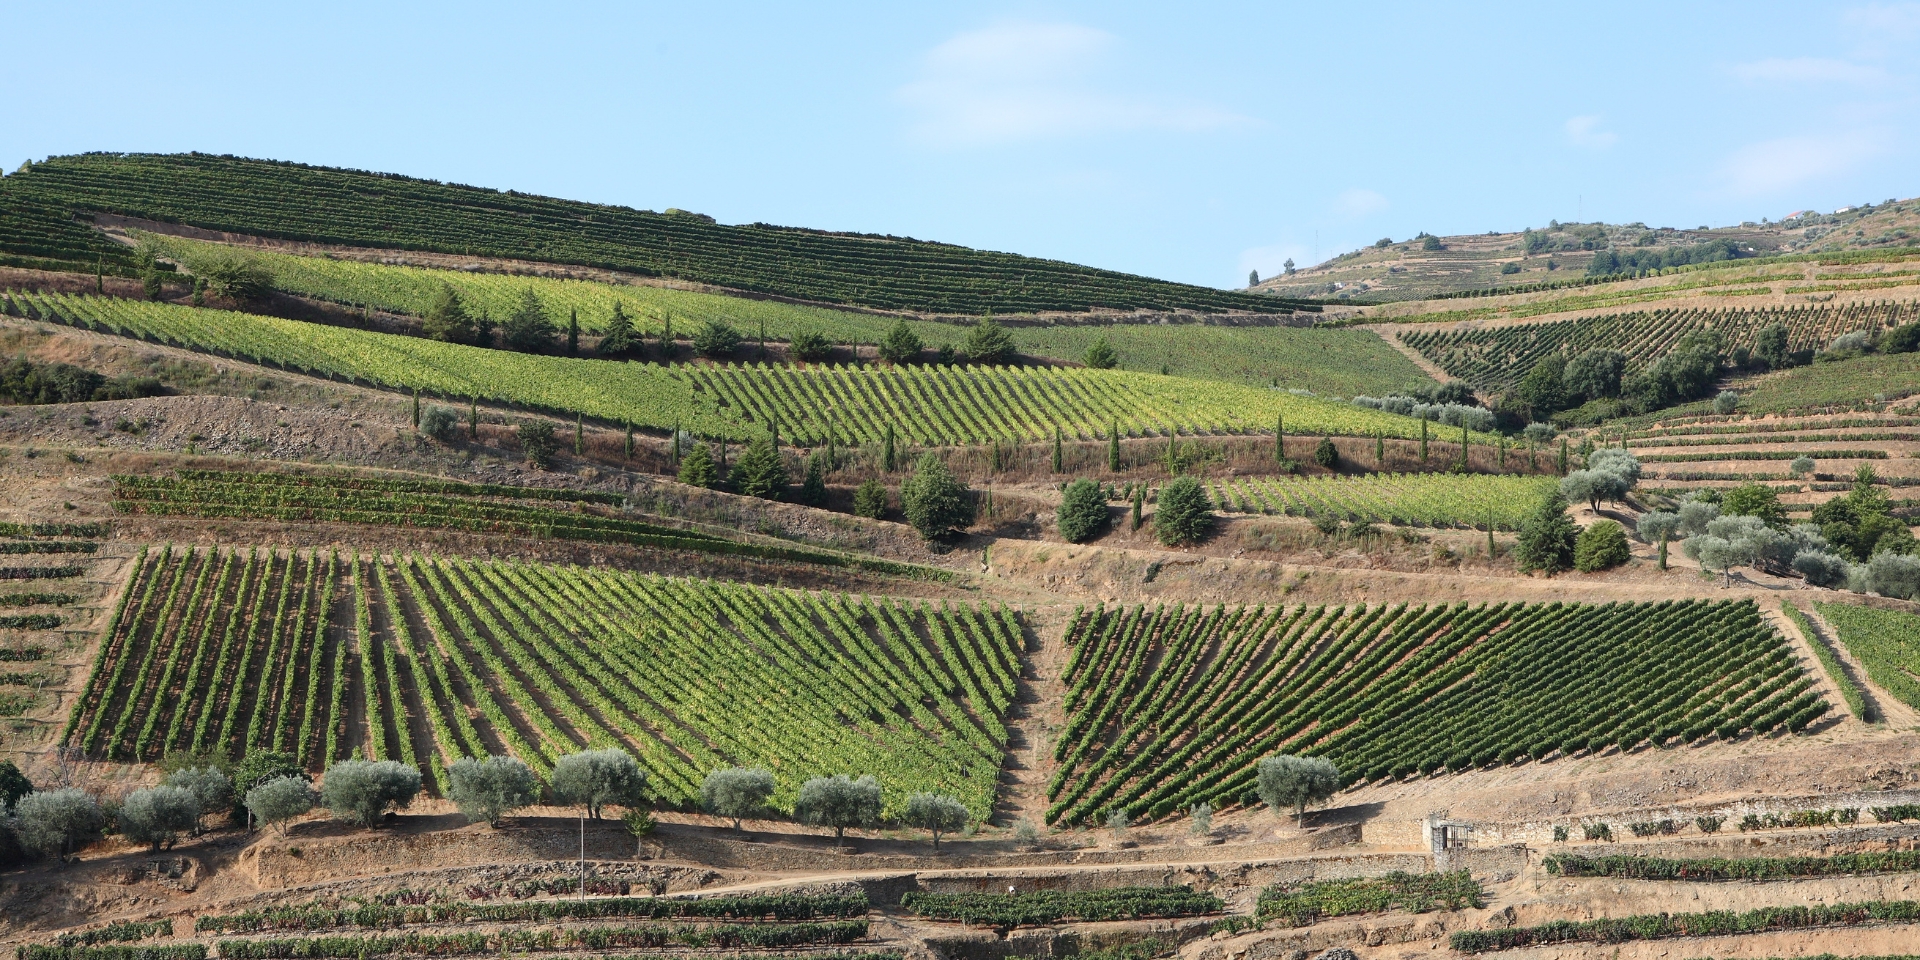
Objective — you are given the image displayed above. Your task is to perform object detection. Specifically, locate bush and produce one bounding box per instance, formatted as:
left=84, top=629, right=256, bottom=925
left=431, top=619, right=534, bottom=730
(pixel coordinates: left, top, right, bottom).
left=14, top=787, right=105, bottom=862
left=1154, top=476, right=1213, bottom=546
left=902, top=453, right=973, bottom=539
left=446, top=756, right=539, bottom=828
left=244, top=777, right=314, bottom=835
left=0, top=759, right=32, bottom=813
left=230, top=751, right=305, bottom=821
left=501, top=289, right=555, bottom=352
left=1887, top=322, right=1920, bottom=354
left=701, top=768, right=775, bottom=830
left=1789, top=455, right=1816, bottom=477
left=192, top=250, right=275, bottom=303
left=1255, top=755, right=1340, bottom=824
left=788, top=330, right=832, bottom=362
left=693, top=319, right=742, bottom=358
left=1713, top=390, right=1740, bottom=414
left=902, top=792, right=970, bottom=850
left=1056, top=479, right=1109, bottom=543
left=1083, top=337, right=1118, bottom=369
left=800, top=451, right=828, bottom=506
left=1574, top=520, right=1630, bottom=572
left=550, top=749, right=648, bottom=820
left=118, top=786, right=199, bottom=851
left=419, top=406, right=460, bottom=443
left=676, top=442, right=718, bottom=488
left=1793, top=549, right=1849, bottom=587
left=729, top=434, right=787, bottom=499
left=517, top=422, right=557, bottom=470
left=1312, top=437, right=1339, bottom=469
left=852, top=479, right=888, bottom=519
left=878, top=321, right=922, bottom=364
left=320, top=760, right=421, bottom=828
left=961, top=318, right=1014, bottom=365
left=794, top=774, right=883, bottom=844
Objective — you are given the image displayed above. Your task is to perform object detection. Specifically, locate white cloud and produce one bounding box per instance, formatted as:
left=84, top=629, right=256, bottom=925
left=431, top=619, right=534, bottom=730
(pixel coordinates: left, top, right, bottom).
left=895, top=21, right=1249, bottom=147
left=1564, top=115, right=1617, bottom=149
left=1844, top=2, right=1920, bottom=37
left=1719, top=134, right=1882, bottom=195
left=1332, top=188, right=1389, bottom=219
left=1728, top=57, right=1886, bottom=85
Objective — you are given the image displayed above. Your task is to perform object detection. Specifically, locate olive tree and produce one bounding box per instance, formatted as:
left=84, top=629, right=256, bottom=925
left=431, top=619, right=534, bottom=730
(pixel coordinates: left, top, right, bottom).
left=1255, top=755, right=1341, bottom=826
left=551, top=749, right=649, bottom=820
left=901, top=792, right=969, bottom=851
left=245, top=777, right=316, bottom=836
left=15, top=788, right=105, bottom=862
left=164, top=766, right=231, bottom=835
left=118, top=786, right=200, bottom=852
left=700, top=767, right=775, bottom=831
left=794, top=774, right=883, bottom=845
left=321, top=759, right=421, bottom=828
left=447, top=755, right=541, bottom=828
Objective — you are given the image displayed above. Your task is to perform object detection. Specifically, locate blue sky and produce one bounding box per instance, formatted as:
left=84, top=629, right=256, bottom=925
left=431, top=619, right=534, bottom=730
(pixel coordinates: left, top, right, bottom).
left=6, top=2, right=1919, bottom=288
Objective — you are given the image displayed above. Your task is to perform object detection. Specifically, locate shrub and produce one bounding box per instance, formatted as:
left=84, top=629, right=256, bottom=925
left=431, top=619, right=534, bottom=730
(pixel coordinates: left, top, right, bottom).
left=1083, top=336, right=1118, bottom=369
left=693, top=319, right=742, bottom=358
left=1312, top=436, right=1339, bottom=469
left=1793, top=549, right=1849, bottom=587
left=1515, top=492, right=1577, bottom=575
left=852, top=479, right=887, bottom=519
left=701, top=768, right=775, bottom=830
left=902, top=792, right=969, bottom=850
left=231, top=751, right=305, bottom=822
left=0, top=759, right=32, bottom=813
left=800, top=451, right=828, bottom=507
left=878, top=321, right=922, bottom=364
left=118, top=786, right=199, bottom=851
left=419, top=406, right=460, bottom=442
left=517, top=422, right=557, bottom=470
left=729, top=434, right=788, bottom=499
left=961, top=318, right=1014, bottom=365
left=501, top=289, right=555, bottom=352
left=1255, top=755, right=1339, bottom=825
left=902, top=453, right=973, bottom=539
left=793, top=774, right=882, bottom=844
left=1154, top=476, right=1213, bottom=546
left=1713, top=390, right=1740, bottom=414
left=1722, top=483, right=1786, bottom=525
left=163, top=767, right=230, bottom=834
left=1574, top=520, right=1630, bottom=572
left=1789, top=455, right=1816, bottom=477
left=1056, top=479, right=1109, bottom=543
left=446, top=756, right=539, bottom=828
left=320, top=760, right=421, bottom=828
left=788, top=330, right=832, bottom=362
left=550, top=750, right=648, bottom=820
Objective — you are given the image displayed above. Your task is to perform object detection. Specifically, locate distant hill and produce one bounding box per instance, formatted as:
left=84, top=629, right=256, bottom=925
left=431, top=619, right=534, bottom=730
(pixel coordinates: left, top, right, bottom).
left=1255, top=200, right=1920, bottom=302
left=0, top=152, right=1320, bottom=318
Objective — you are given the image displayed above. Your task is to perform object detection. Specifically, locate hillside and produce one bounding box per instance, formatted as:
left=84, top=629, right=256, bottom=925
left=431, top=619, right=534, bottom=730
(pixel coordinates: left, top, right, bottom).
left=1257, top=198, right=1920, bottom=302
left=0, top=153, right=1321, bottom=317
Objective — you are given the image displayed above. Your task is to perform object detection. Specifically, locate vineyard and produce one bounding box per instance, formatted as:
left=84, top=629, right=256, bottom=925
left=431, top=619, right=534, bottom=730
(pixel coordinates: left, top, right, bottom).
left=1812, top=602, right=1920, bottom=711
left=1045, top=600, right=1818, bottom=825
left=3, top=291, right=1459, bottom=446
left=137, top=236, right=1428, bottom=394
left=1, top=152, right=1317, bottom=315
left=1400, top=300, right=1919, bottom=393
left=1208, top=473, right=1557, bottom=529
left=898, top=888, right=1221, bottom=926
left=66, top=549, right=1023, bottom=813
left=110, top=471, right=935, bottom=578
left=2, top=523, right=106, bottom=718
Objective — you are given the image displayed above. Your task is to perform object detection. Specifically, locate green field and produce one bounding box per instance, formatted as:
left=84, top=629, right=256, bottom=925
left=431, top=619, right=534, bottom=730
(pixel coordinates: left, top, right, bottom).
left=1047, top=599, right=1817, bottom=824
left=6, top=291, right=1468, bottom=445
left=1210, top=473, right=1557, bottom=529
left=2, top=152, right=1314, bottom=315
left=1812, top=602, right=1920, bottom=710
left=68, top=548, right=1019, bottom=813
left=1737, top=352, right=1920, bottom=413
left=141, top=234, right=1430, bottom=394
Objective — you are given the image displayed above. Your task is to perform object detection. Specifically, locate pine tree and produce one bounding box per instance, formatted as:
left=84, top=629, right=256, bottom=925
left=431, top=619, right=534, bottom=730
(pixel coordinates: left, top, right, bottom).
left=599, top=301, right=635, bottom=356
left=624, top=422, right=633, bottom=460
left=677, top=442, right=718, bottom=488
left=883, top=424, right=897, bottom=473
left=731, top=434, right=788, bottom=499
left=801, top=451, right=828, bottom=506
left=422, top=283, right=474, bottom=343
left=1515, top=491, right=1578, bottom=576
left=575, top=412, right=584, bottom=455
left=1083, top=336, right=1119, bottom=369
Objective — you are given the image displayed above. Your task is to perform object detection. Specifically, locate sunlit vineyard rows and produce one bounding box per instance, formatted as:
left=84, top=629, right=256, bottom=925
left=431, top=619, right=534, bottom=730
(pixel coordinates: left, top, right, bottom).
left=67, top=548, right=1020, bottom=814
left=1046, top=599, right=1819, bottom=825
left=5, top=292, right=1466, bottom=446
left=1209, top=473, right=1557, bottom=529
left=1402, top=300, right=1919, bottom=393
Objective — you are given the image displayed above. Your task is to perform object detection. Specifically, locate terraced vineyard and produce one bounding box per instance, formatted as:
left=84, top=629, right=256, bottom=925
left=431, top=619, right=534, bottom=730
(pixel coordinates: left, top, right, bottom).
left=67, top=549, right=1022, bottom=813
left=4, top=291, right=1458, bottom=446
left=2, top=152, right=1316, bottom=315
left=1209, top=473, right=1557, bottom=529
left=1812, top=602, right=1920, bottom=711
left=1046, top=600, right=1819, bottom=825
left=1401, top=300, right=1919, bottom=393
left=111, top=470, right=933, bottom=577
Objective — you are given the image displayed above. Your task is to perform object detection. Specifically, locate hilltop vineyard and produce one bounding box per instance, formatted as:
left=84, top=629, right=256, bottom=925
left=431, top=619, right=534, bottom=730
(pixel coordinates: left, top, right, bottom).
left=67, top=549, right=1023, bottom=814
left=1402, top=300, right=1919, bottom=393
left=1209, top=473, right=1557, bottom=529
left=5, top=291, right=1455, bottom=446
left=1045, top=599, right=1820, bottom=825
left=2, top=152, right=1317, bottom=315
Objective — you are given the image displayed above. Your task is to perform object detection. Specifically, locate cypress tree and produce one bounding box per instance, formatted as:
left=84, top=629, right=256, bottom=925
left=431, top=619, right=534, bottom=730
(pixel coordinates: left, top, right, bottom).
left=575, top=412, right=584, bottom=455
left=1419, top=419, right=1429, bottom=462
left=672, top=422, right=682, bottom=464
left=96, top=256, right=104, bottom=294
left=567, top=308, right=579, bottom=355
left=1052, top=426, right=1063, bottom=473
left=469, top=397, right=478, bottom=439
left=412, top=389, right=420, bottom=428
left=1165, top=437, right=1177, bottom=477
left=1108, top=421, right=1121, bottom=472
left=624, top=422, right=633, bottom=460
left=1375, top=431, right=1385, bottom=464
left=1559, top=436, right=1569, bottom=474
left=1275, top=415, right=1284, bottom=462
left=1487, top=504, right=1496, bottom=555
left=883, top=424, right=897, bottom=473
left=1459, top=422, right=1470, bottom=470
left=1131, top=485, right=1144, bottom=531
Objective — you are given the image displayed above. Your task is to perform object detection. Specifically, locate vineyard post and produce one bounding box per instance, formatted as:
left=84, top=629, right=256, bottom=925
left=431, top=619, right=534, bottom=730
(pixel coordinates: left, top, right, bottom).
left=1108, top=420, right=1121, bottom=472
left=1053, top=426, right=1063, bottom=474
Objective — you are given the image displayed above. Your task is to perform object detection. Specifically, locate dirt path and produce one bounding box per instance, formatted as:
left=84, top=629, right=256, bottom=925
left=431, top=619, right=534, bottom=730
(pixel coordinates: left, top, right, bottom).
left=1800, top=603, right=1920, bottom=729
left=1368, top=327, right=1457, bottom=386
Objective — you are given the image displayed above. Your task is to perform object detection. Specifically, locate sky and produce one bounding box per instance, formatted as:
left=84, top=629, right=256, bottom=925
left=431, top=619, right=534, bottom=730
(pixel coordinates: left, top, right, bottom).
left=5, top=2, right=1919, bottom=289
